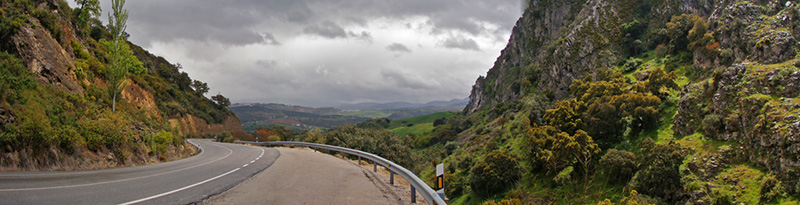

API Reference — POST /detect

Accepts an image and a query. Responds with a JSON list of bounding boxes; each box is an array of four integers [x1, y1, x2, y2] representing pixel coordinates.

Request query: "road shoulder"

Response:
[[205, 147, 402, 204]]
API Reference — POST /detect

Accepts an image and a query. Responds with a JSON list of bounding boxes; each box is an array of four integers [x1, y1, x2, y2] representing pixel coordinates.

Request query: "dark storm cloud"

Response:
[[116, 0, 519, 46], [386, 43, 412, 53], [260, 32, 281, 45], [100, 0, 522, 106], [303, 21, 348, 39], [303, 21, 372, 41], [440, 36, 480, 51]]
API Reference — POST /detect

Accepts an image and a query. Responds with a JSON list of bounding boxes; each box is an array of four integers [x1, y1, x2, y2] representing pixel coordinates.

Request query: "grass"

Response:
[[392, 123, 434, 137], [388, 112, 456, 128]]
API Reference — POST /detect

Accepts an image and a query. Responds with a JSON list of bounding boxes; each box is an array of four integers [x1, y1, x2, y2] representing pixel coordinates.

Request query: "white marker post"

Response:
[[435, 163, 445, 201]]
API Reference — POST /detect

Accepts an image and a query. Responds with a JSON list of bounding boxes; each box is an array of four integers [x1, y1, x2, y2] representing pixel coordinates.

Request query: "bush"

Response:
[[469, 150, 522, 197], [622, 58, 643, 73], [630, 140, 686, 202], [759, 175, 784, 203], [701, 114, 722, 138], [444, 173, 465, 198], [599, 149, 638, 184], [154, 130, 174, 145], [0, 52, 36, 103]]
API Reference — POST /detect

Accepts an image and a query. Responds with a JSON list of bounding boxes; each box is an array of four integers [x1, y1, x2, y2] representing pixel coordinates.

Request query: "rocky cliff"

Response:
[[462, 0, 800, 201], [11, 15, 83, 93], [465, 0, 798, 114]]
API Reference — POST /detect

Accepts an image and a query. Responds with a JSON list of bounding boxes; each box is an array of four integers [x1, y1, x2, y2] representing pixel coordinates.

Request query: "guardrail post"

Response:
[[241, 141, 447, 205], [411, 171, 416, 203], [358, 155, 361, 165]]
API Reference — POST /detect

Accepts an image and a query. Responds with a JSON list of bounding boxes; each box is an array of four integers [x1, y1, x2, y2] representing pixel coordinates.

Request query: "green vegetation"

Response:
[[0, 0, 235, 170]]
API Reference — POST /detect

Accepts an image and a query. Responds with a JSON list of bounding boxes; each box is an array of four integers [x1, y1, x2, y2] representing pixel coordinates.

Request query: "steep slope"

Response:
[[446, 0, 800, 204], [0, 0, 244, 171]]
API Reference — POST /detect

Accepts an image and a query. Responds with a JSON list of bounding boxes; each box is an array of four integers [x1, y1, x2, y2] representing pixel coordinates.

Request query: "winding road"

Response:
[[0, 139, 278, 205]]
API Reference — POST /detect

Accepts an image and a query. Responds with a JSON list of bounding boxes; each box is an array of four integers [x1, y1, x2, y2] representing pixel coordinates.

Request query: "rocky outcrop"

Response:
[[674, 62, 800, 193], [169, 115, 245, 137], [11, 17, 83, 94], [465, 0, 799, 114], [465, 0, 622, 113], [707, 1, 798, 67], [121, 79, 160, 119]]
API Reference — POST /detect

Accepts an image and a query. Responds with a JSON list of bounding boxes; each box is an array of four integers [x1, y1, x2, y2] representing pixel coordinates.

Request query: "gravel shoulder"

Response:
[[205, 147, 421, 204]]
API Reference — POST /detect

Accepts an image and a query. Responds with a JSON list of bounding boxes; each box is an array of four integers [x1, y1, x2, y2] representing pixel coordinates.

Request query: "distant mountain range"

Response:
[[335, 98, 469, 110], [230, 98, 467, 132]]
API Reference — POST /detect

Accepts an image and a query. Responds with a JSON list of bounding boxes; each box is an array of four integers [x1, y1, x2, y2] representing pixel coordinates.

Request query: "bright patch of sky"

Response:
[[69, 0, 522, 107]]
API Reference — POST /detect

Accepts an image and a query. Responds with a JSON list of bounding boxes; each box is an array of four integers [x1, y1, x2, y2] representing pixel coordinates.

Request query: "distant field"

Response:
[[391, 123, 434, 137], [388, 112, 455, 128], [388, 112, 456, 136]]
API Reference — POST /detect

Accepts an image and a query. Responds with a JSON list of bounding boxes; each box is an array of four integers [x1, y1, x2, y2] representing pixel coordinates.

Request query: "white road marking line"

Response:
[[118, 168, 241, 205], [0, 140, 232, 192], [242, 164, 249, 167]]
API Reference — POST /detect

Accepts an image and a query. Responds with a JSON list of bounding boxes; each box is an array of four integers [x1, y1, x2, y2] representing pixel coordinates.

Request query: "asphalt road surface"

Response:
[[0, 139, 278, 205], [206, 147, 404, 205]]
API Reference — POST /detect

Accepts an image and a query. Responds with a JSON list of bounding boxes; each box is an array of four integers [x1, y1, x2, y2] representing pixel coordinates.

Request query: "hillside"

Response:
[[230, 102, 463, 131], [0, 0, 243, 171], [293, 0, 800, 204], [442, 0, 800, 204]]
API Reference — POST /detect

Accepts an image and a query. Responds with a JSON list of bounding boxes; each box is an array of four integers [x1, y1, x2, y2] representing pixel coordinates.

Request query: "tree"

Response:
[[469, 150, 521, 197], [599, 149, 638, 184], [191, 80, 209, 95], [211, 94, 230, 108], [106, 0, 130, 113], [73, 0, 101, 35], [635, 68, 679, 100], [631, 139, 687, 202], [584, 100, 623, 147], [543, 99, 584, 135], [569, 68, 629, 104], [572, 130, 600, 181]]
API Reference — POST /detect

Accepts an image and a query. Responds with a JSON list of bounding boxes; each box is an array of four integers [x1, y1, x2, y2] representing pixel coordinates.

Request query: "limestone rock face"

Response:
[[11, 17, 83, 94]]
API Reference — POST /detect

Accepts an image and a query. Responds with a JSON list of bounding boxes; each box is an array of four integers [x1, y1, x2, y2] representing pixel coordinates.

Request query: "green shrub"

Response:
[[630, 140, 686, 202], [759, 175, 784, 203], [599, 149, 638, 184], [31, 8, 62, 42], [154, 130, 174, 145], [0, 51, 36, 103], [1, 7, 27, 45], [622, 57, 643, 73], [469, 150, 522, 197], [702, 114, 722, 138], [444, 173, 465, 198]]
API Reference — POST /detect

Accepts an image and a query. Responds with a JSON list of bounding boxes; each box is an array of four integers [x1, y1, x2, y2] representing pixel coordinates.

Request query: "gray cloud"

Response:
[[260, 32, 281, 45], [440, 36, 480, 51], [386, 43, 412, 53], [87, 0, 521, 107], [348, 31, 373, 42], [303, 21, 349, 39]]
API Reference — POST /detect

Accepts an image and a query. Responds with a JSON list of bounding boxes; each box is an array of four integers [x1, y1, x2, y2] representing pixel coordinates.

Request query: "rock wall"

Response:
[[11, 17, 83, 94]]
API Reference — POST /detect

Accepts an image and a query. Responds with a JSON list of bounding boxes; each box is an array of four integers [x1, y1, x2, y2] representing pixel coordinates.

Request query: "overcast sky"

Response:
[[70, 0, 522, 107]]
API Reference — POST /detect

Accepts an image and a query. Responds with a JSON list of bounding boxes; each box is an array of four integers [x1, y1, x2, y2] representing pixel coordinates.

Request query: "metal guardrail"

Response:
[[236, 141, 446, 205]]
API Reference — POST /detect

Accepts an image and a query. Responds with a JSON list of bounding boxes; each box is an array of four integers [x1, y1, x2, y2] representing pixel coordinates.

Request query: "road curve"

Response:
[[206, 147, 404, 205], [0, 139, 278, 205]]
